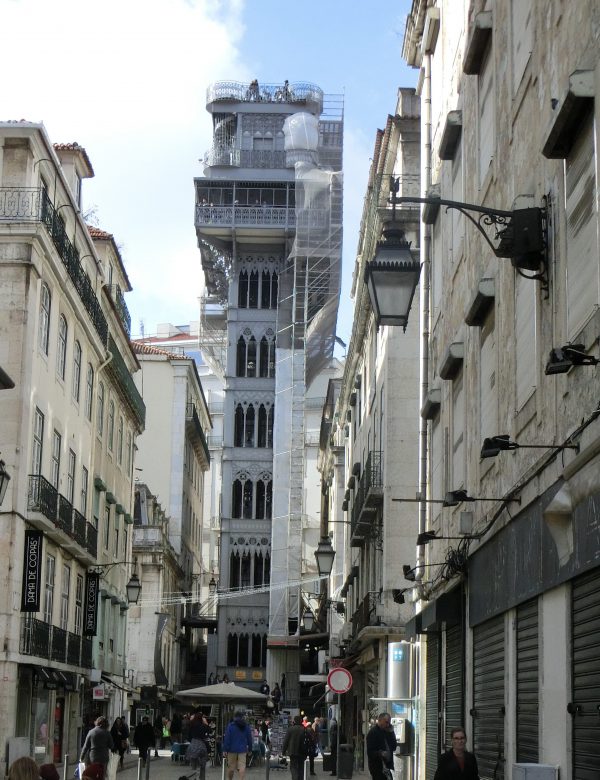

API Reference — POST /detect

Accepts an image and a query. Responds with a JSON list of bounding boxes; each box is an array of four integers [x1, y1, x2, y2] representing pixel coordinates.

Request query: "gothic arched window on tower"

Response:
[[251, 633, 262, 667], [244, 404, 255, 446], [241, 552, 251, 587], [248, 270, 259, 308], [238, 270, 249, 307], [261, 269, 278, 309], [227, 633, 237, 666], [236, 333, 257, 377], [230, 551, 240, 589], [234, 404, 245, 446], [259, 335, 276, 378]]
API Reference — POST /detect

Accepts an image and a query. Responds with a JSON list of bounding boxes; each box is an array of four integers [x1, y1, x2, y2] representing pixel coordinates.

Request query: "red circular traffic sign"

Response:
[[327, 668, 353, 694]]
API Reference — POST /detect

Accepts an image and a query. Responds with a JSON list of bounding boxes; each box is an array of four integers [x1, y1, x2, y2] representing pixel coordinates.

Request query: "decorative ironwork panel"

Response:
[[0, 187, 41, 220], [72, 509, 87, 547], [186, 404, 211, 464], [86, 523, 98, 559], [67, 631, 81, 665], [107, 336, 146, 428], [206, 81, 324, 112], [239, 150, 286, 169], [28, 475, 58, 523], [20, 615, 51, 658], [57, 495, 73, 535], [108, 284, 131, 335], [195, 205, 296, 228], [51, 625, 67, 663], [81, 637, 93, 668]]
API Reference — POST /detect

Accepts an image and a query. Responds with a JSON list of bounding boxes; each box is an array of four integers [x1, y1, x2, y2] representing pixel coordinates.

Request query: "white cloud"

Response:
[[1, 0, 248, 333]]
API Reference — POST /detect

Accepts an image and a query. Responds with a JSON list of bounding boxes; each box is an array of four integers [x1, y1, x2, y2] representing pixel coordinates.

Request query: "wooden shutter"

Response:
[[566, 112, 598, 339], [511, 0, 532, 93]]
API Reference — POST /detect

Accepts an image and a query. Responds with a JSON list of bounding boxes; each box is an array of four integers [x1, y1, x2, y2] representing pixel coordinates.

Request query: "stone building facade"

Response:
[[402, 2, 600, 779], [0, 124, 144, 765]]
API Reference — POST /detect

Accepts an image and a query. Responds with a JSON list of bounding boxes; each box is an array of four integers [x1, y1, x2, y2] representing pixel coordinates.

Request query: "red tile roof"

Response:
[[132, 341, 192, 359], [53, 142, 94, 177]]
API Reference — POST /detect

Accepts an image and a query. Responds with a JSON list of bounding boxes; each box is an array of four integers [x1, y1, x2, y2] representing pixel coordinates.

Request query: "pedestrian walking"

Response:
[[80, 717, 114, 777], [187, 713, 210, 780], [303, 719, 318, 775], [110, 717, 130, 769], [223, 711, 253, 780], [282, 715, 308, 780], [366, 713, 397, 780], [133, 716, 156, 767], [328, 719, 338, 776], [170, 713, 183, 744], [434, 727, 480, 780]]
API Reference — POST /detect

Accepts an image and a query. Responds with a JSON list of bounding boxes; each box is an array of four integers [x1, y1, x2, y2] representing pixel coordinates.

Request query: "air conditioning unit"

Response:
[[512, 765, 558, 780]]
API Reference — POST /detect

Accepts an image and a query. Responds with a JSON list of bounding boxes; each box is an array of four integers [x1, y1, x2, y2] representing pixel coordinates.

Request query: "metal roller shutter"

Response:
[[516, 598, 539, 762], [571, 567, 600, 779], [425, 634, 441, 780], [445, 623, 464, 749], [472, 614, 505, 780]]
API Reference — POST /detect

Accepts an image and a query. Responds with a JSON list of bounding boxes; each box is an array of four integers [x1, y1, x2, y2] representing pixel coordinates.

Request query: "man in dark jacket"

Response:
[[134, 716, 156, 767], [366, 713, 397, 780], [283, 715, 307, 780], [434, 728, 479, 780]]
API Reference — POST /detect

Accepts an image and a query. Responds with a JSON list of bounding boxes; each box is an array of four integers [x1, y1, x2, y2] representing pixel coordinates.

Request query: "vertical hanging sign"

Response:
[[21, 530, 43, 612], [83, 572, 100, 636]]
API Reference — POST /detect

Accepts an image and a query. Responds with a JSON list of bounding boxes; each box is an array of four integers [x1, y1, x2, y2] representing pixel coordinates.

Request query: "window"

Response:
[[238, 270, 260, 308], [430, 415, 443, 527], [105, 504, 111, 549], [261, 269, 278, 309], [39, 283, 51, 355], [81, 466, 89, 515], [259, 335, 276, 378], [515, 272, 536, 409], [85, 364, 94, 421], [480, 309, 498, 442], [451, 144, 464, 261], [32, 408, 44, 475], [114, 522, 119, 557], [108, 400, 115, 451], [452, 373, 465, 489], [44, 554, 55, 624], [67, 449, 76, 504], [126, 431, 132, 475], [236, 333, 257, 377], [60, 564, 70, 630], [57, 315, 68, 380], [97, 382, 105, 437], [117, 416, 124, 464], [51, 430, 61, 489], [511, 0, 532, 94], [565, 111, 598, 338], [478, 44, 495, 187], [72, 341, 82, 402], [75, 574, 84, 634]]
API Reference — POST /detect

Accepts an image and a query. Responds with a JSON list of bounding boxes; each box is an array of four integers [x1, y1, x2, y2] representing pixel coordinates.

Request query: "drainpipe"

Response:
[[416, 50, 432, 583]]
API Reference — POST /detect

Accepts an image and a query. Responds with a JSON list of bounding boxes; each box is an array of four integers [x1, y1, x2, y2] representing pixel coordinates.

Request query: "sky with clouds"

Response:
[[1, 0, 416, 344]]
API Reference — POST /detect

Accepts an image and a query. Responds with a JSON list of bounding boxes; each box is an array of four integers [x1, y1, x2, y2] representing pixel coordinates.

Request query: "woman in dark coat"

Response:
[[186, 713, 210, 780], [434, 728, 479, 780], [110, 717, 130, 769]]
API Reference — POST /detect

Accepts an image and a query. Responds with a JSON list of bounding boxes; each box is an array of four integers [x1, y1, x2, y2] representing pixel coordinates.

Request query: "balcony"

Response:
[[51, 625, 68, 662], [351, 592, 381, 636], [21, 616, 91, 668], [21, 616, 51, 658], [81, 637, 93, 668], [186, 403, 211, 467], [28, 475, 98, 564], [195, 204, 296, 233], [67, 631, 81, 665], [107, 335, 146, 430], [350, 451, 384, 545], [206, 80, 324, 114], [40, 190, 108, 345], [182, 599, 218, 629], [107, 284, 131, 336]]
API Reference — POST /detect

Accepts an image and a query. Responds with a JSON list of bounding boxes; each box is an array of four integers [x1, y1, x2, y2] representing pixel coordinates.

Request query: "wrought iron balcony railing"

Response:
[[108, 284, 131, 336], [20, 615, 51, 658], [351, 592, 380, 635], [186, 403, 211, 465], [0, 187, 41, 220], [86, 522, 98, 559], [206, 81, 324, 112], [72, 509, 87, 547], [57, 495, 73, 535], [28, 475, 58, 522], [81, 637, 93, 668], [195, 204, 296, 229], [51, 625, 68, 663], [350, 450, 384, 541], [40, 190, 108, 345], [67, 631, 82, 665], [107, 335, 146, 429]]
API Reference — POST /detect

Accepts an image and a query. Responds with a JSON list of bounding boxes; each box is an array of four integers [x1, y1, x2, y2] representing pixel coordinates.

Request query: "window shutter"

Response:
[[480, 309, 497, 440], [515, 273, 536, 409], [511, 0, 532, 93], [452, 373, 465, 489], [566, 113, 599, 339], [478, 46, 494, 187]]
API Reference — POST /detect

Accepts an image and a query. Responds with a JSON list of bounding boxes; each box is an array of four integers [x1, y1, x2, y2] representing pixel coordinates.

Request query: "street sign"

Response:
[[327, 667, 353, 694]]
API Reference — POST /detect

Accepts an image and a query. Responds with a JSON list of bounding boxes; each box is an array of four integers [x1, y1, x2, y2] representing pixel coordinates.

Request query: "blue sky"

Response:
[[1, 0, 417, 345]]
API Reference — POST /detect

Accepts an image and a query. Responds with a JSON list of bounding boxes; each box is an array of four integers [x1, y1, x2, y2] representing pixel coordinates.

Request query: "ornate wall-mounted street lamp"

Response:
[[314, 536, 336, 577]]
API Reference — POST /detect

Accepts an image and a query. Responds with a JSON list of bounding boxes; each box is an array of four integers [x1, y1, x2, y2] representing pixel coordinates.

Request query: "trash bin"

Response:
[[338, 745, 353, 780]]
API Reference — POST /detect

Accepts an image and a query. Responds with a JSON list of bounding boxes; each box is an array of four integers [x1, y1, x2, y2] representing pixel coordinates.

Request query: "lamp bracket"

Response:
[[390, 189, 549, 295]]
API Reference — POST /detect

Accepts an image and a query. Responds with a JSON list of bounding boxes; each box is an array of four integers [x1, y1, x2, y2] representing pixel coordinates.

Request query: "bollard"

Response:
[[265, 750, 270, 780], [221, 754, 226, 780], [63, 753, 69, 780], [137, 757, 143, 780], [145, 754, 151, 780]]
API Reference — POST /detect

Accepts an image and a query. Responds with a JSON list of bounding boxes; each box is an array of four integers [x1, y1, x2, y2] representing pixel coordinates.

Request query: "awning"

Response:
[[403, 587, 463, 639], [101, 673, 136, 695], [35, 667, 78, 691]]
